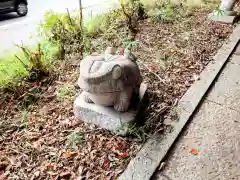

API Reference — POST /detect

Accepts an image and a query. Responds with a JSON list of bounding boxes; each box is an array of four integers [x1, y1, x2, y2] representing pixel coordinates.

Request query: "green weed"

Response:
[[21, 110, 29, 128], [145, 0, 182, 23], [38, 10, 83, 57], [0, 41, 58, 88], [123, 40, 138, 49], [84, 13, 110, 37], [126, 123, 150, 142], [56, 84, 76, 101], [66, 131, 84, 148]]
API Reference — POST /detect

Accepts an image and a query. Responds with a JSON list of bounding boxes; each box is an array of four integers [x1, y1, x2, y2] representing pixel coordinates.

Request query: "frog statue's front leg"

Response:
[[83, 92, 93, 103], [114, 87, 133, 112]]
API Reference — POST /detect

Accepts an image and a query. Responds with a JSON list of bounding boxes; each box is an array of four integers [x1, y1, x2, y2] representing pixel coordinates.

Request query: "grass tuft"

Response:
[[0, 41, 59, 88], [56, 84, 76, 102]]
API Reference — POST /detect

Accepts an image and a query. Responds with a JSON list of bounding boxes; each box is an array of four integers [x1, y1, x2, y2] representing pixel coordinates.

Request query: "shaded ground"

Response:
[[0, 5, 234, 180]]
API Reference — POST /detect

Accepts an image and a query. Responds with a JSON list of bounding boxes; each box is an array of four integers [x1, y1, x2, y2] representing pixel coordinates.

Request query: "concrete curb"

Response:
[[118, 24, 240, 180]]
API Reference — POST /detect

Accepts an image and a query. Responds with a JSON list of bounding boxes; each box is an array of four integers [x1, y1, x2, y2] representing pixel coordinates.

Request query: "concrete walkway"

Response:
[[153, 46, 240, 179]]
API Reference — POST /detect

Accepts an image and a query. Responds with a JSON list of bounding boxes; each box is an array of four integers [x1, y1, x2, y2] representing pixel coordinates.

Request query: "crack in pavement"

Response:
[[205, 99, 240, 114]]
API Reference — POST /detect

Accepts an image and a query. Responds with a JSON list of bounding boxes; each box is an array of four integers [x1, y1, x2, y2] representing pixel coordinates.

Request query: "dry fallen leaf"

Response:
[[104, 156, 110, 170], [31, 170, 40, 180], [0, 174, 8, 180], [39, 105, 49, 116], [32, 140, 42, 150], [190, 148, 200, 155], [28, 114, 34, 122], [61, 151, 77, 158], [0, 161, 8, 171], [60, 171, 71, 178], [43, 163, 57, 172], [77, 165, 84, 176], [61, 119, 79, 127], [121, 152, 129, 159], [0, 171, 9, 180]]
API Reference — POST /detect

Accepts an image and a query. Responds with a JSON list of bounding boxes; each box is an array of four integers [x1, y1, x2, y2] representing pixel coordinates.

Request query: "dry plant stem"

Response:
[[120, 1, 136, 36], [138, 60, 167, 85], [15, 55, 27, 68], [66, 8, 73, 26], [79, 0, 83, 58]]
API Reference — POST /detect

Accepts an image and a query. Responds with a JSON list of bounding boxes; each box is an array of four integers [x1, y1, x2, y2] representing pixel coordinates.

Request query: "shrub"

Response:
[[0, 41, 58, 88], [147, 6, 176, 23], [38, 10, 83, 58], [39, 4, 143, 56], [84, 13, 110, 37]]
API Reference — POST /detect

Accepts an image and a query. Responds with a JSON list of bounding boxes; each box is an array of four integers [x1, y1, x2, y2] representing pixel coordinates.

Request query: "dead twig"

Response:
[[120, 1, 137, 36], [79, 0, 83, 58], [66, 8, 73, 26], [138, 60, 167, 85]]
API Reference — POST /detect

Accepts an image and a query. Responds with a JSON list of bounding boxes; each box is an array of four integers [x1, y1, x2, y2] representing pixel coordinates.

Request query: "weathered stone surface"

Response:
[[74, 83, 147, 135], [208, 14, 236, 24], [233, 45, 240, 56], [153, 101, 240, 180], [78, 47, 142, 112], [207, 58, 240, 111]]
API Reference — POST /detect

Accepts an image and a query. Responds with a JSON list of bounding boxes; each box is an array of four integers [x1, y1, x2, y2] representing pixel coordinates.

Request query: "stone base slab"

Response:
[[74, 83, 147, 135], [208, 10, 237, 24]]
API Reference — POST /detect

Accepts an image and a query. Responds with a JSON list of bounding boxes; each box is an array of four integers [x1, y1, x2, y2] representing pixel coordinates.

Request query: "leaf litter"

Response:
[[0, 6, 235, 180]]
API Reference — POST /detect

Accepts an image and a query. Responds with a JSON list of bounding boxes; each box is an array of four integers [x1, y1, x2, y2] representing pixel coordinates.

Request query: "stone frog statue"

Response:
[[78, 47, 143, 112]]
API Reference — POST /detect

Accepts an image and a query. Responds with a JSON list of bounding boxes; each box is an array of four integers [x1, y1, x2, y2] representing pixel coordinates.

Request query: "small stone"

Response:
[[163, 118, 173, 126], [34, 171, 40, 177], [39, 106, 49, 116], [193, 74, 200, 81]]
